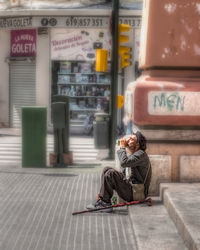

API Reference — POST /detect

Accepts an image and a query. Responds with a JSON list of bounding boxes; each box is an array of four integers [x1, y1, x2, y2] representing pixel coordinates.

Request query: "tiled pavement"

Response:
[[0, 168, 137, 250], [0, 130, 193, 250]]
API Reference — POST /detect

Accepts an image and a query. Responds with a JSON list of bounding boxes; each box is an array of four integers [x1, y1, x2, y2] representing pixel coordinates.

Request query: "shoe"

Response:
[[86, 199, 113, 213]]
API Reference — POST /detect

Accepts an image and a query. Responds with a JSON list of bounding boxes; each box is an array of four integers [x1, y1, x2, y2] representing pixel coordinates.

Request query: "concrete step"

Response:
[[0, 136, 99, 165], [0, 147, 98, 152], [0, 154, 97, 159], [70, 145, 97, 149], [160, 183, 200, 250], [0, 142, 95, 147], [0, 155, 101, 167], [0, 143, 96, 149], [0, 151, 21, 155], [128, 197, 188, 250], [0, 150, 98, 156], [0, 144, 21, 148], [0, 155, 21, 159], [0, 147, 97, 152]]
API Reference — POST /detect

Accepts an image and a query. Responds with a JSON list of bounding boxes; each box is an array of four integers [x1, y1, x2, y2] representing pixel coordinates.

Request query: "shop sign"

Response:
[[10, 29, 36, 57], [0, 16, 141, 29], [0, 17, 32, 29], [51, 28, 111, 60], [64, 16, 141, 28]]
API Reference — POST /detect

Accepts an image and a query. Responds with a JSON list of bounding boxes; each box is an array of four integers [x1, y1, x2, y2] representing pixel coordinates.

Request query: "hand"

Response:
[[120, 138, 127, 147]]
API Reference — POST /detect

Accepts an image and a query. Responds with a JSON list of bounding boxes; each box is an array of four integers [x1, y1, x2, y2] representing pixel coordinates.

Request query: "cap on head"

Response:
[[133, 131, 147, 151]]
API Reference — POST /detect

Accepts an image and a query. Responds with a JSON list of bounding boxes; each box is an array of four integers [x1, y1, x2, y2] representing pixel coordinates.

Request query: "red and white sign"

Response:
[[10, 29, 36, 57]]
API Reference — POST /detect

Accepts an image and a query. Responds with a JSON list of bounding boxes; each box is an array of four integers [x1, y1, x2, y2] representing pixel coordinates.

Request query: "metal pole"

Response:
[[109, 0, 119, 159], [121, 68, 125, 133]]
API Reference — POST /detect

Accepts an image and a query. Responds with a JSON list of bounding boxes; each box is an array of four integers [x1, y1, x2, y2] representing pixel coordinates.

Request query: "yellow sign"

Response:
[[95, 49, 108, 72], [117, 95, 125, 108], [118, 24, 130, 33], [121, 53, 131, 68]]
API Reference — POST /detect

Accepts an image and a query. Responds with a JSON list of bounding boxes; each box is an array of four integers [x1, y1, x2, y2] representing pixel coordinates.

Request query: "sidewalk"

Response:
[[0, 128, 199, 249], [0, 165, 136, 250], [1, 159, 199, 250]]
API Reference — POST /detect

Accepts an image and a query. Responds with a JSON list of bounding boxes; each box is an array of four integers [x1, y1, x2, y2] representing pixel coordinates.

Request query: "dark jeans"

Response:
[[100, 167, 133, 203]]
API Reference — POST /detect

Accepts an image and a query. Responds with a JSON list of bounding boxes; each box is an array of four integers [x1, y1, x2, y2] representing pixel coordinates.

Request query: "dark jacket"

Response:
[[117, 147, 152, 197]]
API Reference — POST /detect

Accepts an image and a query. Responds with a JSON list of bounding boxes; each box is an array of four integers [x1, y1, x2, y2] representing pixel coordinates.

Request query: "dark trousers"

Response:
[[100, 167, 133, 203]]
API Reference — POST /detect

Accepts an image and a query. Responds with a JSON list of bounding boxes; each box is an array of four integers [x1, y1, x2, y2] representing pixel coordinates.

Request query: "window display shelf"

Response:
[[58, 72, 111, 75], [53, 60, 110, 135], [68, 96, 107, 98], [58, 82, 111, 85], [70, 108, 98, 112]]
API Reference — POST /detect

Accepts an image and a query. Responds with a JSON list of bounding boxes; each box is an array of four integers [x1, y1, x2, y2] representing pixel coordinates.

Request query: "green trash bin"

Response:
[[22, 107, 47, 167], [93, 113, 110, 149]]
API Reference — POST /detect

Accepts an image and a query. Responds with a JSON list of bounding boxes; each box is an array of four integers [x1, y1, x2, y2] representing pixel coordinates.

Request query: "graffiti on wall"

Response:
[[148, 91, 200, 116], [153, 92, 185, 111]]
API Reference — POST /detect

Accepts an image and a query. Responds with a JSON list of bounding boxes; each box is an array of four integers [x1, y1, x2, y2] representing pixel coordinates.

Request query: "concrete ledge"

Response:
[[140, 128, 200, 141], [180, 156, 200, 182], [149, 155, 171, 195], [147, 142, 200, 182], [160, 183, 200, 250]]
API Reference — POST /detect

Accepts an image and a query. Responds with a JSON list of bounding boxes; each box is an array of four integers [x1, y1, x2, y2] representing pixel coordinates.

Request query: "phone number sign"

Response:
[[64, 16, 141, 28], [65, 16, 107, 28], [0, 16, 141, 29]]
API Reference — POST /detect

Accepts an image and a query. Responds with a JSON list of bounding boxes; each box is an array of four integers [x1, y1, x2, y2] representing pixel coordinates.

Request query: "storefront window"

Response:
[[51, 60, 111, 135], [51, 28, 112, 136]]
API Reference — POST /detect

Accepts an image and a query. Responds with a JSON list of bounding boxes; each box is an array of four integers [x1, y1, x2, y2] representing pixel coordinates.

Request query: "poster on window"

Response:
[[51, 28, 112, 61]]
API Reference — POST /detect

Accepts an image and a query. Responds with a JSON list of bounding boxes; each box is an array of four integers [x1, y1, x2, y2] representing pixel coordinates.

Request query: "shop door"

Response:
[[9, 60, 36, 128]]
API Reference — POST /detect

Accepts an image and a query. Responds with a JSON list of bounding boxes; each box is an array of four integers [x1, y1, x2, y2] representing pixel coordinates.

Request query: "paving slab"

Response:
[[0, 167, 137, 250], [160, 183, 200, 250]]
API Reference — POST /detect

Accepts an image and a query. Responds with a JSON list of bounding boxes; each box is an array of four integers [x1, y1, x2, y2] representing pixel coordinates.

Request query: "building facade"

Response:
[[0, 8, 142, 131]]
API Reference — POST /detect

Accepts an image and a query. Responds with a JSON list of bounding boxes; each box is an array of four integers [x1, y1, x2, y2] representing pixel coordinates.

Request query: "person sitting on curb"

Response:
[[87, 131, 152, 212]]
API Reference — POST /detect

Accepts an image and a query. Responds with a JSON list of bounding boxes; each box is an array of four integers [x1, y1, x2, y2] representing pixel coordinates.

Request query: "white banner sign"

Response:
[[51, 28, 112, 60], [148, 91, 200, 116]]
